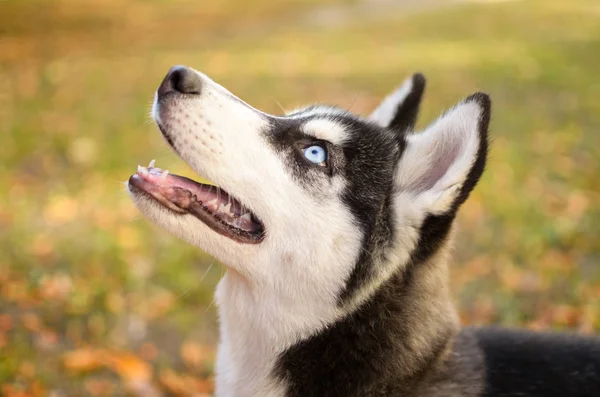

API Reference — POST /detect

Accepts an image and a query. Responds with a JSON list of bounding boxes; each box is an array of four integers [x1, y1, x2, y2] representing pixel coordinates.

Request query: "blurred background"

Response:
[[1, 0, 599, 395]]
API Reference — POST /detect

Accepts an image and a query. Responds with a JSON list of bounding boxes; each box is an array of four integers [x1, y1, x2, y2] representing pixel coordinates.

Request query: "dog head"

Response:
[[128, 65, 490, 324]]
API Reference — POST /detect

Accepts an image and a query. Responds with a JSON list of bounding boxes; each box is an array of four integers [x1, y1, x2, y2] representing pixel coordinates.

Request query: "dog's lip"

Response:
[[129, 163, 265, 244]]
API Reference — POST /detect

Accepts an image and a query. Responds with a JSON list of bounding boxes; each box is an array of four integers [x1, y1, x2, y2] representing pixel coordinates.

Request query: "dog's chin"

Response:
[[128, 183, 264, 268], [127, 181, 264, 263]]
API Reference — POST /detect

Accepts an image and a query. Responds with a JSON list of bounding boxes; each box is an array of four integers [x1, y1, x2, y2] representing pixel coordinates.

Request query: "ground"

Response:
[[1, 0, 599, 395]]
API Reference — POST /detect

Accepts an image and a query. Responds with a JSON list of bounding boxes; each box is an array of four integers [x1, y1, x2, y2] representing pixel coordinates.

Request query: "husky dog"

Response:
[[128, 66, 600, 397]]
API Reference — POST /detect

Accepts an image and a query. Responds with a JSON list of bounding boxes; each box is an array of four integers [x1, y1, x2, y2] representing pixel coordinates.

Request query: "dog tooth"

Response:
[[217, 203, 232, 215], [137, 165, 148, 174], [148, 159, 156, 168], [160, 169, 169, 180], [205, 199, 219, 212], [234, 213, 253, 229], [236, 213, 253, 228]]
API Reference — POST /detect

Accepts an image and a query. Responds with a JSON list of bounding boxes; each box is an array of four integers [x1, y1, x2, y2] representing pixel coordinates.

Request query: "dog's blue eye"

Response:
[[303, 145, 327, 165]]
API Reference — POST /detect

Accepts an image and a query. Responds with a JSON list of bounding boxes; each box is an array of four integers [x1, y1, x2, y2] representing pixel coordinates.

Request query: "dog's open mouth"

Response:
[[128, 160, 265, 244]]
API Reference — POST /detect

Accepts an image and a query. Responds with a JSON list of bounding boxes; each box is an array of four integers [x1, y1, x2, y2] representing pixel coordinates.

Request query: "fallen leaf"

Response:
[[180, 341, 211, 370], [159, 369, 214, 396], [0, 314, 14, 331], [63, 348, 105, 373], [102, 351, 152, 383], [101, 351, 162, 396], [21, 313, 41, 332]]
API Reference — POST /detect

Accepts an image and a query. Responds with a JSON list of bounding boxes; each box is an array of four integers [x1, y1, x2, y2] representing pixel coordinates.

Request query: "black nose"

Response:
[[157, 65, 202, 96]]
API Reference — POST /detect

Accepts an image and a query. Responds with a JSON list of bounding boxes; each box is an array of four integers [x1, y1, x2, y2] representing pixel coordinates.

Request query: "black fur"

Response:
[[274, 265, 469, 397], [452, 93, 490, 211], [274, 94, 493, 396], [387, 73, 426, 133], [275, 270, 600, 397], [272, 92, 600, 396], [407, 93, 490, 267], [474, 327, 600, 397], [334, 116, 401, 303]]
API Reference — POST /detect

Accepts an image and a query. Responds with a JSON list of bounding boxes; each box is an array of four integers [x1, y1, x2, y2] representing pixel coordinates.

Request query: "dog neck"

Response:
[[213, 265, 343, 397], [212, 247, 461, 397]]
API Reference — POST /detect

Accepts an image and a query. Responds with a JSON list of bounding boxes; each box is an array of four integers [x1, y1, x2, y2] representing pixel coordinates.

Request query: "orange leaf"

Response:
[[180, 341, 212, 369], [101, 351, 152, 383], [159, 369, 214, 396], [63, 348, 106, 373]]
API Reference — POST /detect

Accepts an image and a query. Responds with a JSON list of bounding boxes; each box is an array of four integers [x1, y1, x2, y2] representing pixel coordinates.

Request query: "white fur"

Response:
[[302, 118, 349, 145], [130, 68, 363, 397], [395, 100, 483, 214], [368, 75, 413, 127]]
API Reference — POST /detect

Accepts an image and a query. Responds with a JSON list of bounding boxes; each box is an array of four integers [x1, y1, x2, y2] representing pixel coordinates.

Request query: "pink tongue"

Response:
[[137, 167, 244, 215]]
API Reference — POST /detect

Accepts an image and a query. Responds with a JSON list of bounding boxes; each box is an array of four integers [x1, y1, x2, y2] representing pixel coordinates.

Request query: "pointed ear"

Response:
[[396, 93, 490, 215], [369, 73, 426, 132]]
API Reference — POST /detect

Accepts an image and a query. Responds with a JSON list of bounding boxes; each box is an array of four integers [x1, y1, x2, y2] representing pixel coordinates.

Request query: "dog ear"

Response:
[[368, 73, 426, 133], [395, 93, 490, 215]]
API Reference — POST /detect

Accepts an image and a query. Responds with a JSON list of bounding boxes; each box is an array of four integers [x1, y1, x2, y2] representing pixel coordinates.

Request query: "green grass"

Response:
[[1, 0, 600, 394]]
